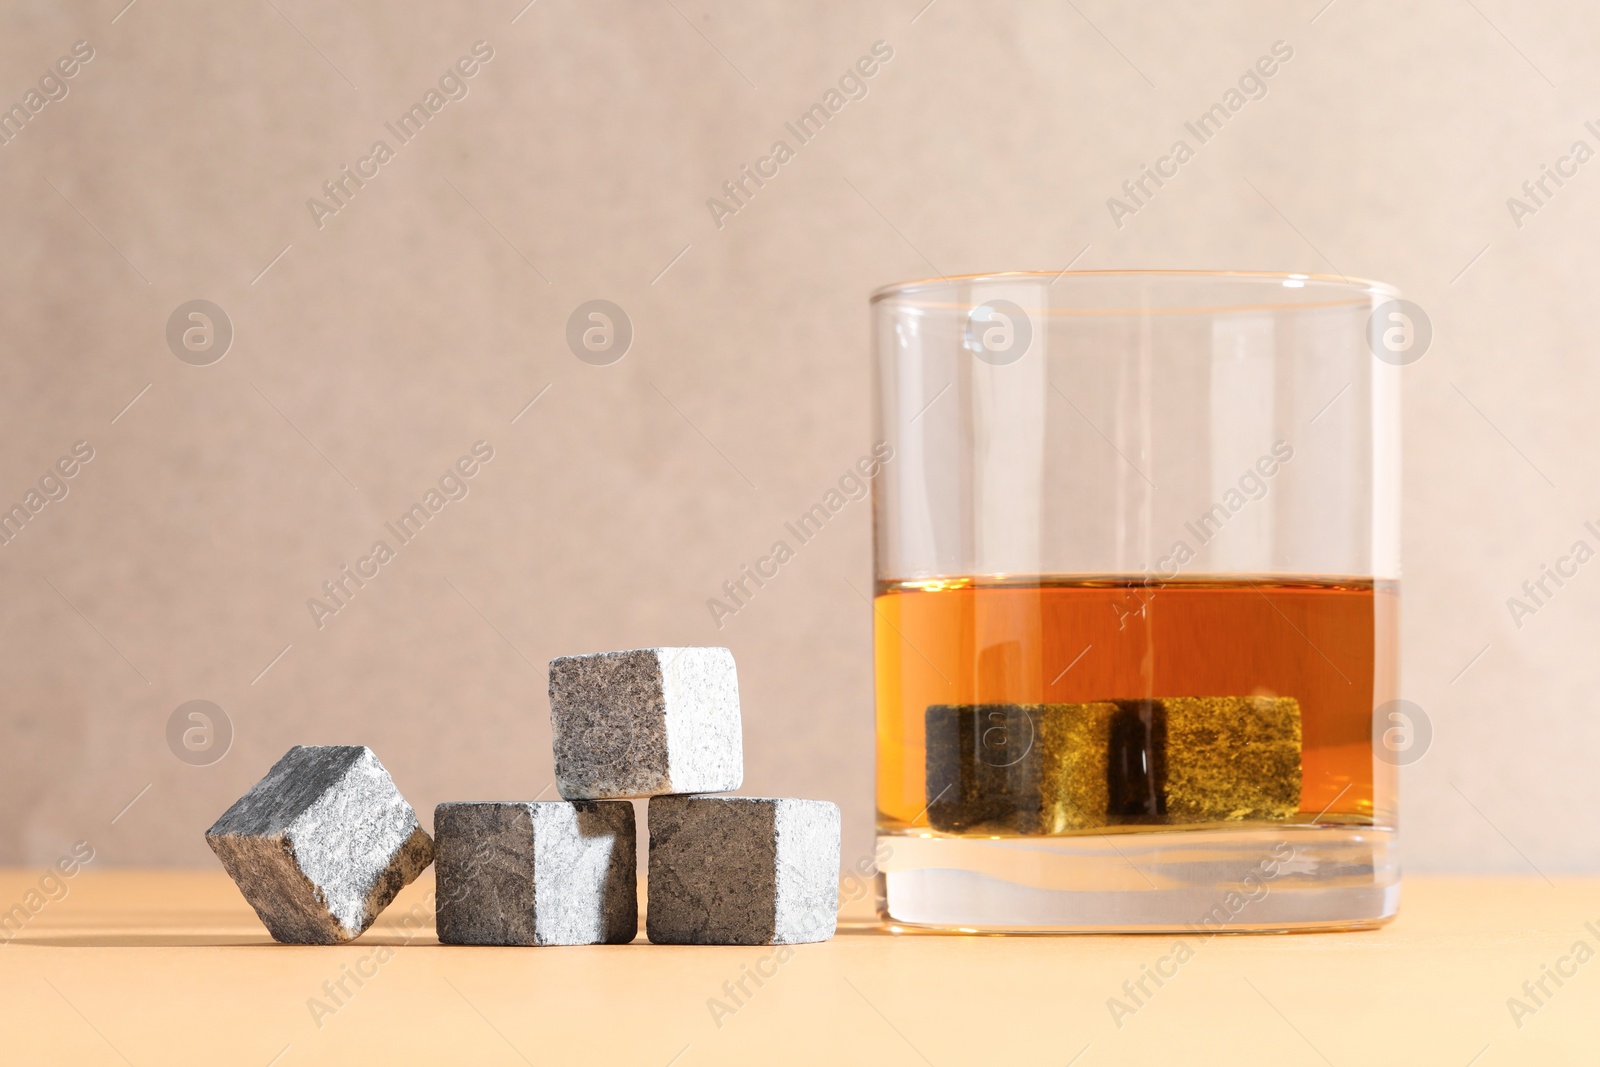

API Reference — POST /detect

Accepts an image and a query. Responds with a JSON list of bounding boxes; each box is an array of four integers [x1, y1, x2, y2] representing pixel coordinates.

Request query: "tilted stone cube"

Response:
[[647, 796, 839, 945], [434, 800, 637, 946], [549, 647, 742, 800], [205, 745, 433, 944]]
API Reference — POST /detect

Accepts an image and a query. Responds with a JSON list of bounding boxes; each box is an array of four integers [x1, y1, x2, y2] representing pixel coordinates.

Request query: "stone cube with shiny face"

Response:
[[206, 745, 433, 944], [549, 647, 743, 800], [434, 800, 637, 946], [647, 796, 839, 946]]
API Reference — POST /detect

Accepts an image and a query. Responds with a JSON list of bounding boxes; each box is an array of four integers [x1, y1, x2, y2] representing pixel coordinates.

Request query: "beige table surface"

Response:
[[0, 870, 1590, 1065]]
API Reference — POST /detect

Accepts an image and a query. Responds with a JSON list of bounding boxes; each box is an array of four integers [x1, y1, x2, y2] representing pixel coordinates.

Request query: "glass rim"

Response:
[[870, 269, 1400, 311]]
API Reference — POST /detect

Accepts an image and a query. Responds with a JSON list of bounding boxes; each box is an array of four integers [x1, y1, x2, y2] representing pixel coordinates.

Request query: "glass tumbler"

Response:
[[871, 271, 1401, 932]]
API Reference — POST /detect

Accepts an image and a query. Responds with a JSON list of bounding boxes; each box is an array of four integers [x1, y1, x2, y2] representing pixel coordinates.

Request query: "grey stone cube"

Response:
[[550, 647, 742, 800], [205, 745, 433, 944], [647, 796, 839, 945], [434, 801, 637, 946]]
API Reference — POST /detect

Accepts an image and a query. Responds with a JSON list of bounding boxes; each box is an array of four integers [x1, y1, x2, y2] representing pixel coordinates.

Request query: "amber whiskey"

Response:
[[874, 575, 1394, 834]]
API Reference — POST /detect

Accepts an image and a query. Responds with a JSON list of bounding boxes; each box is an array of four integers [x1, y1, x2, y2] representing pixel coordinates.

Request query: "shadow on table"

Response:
[[10, 932, 279, 948], [10, 929, 436, 948], [16, 931, 899, 947], [14, 915, 901, 947]]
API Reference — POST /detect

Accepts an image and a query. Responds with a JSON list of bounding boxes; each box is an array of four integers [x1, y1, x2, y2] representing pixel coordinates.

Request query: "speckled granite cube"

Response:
[[205, 746, 433, 944], [549, 647, 742, 800], [924, 704, 1037, 832], [1160, 696, 1302, 821], [925, 703, 1117, 834], [647, 796, 839, 945], [434, 801, 637, 946]]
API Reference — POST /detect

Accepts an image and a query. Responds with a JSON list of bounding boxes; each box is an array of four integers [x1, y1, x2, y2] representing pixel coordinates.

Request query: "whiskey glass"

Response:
[[871, 271, 1400, 931]]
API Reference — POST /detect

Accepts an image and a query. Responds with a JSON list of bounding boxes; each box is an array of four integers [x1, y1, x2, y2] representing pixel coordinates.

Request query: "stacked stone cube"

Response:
[[205, 647, 840, 947]]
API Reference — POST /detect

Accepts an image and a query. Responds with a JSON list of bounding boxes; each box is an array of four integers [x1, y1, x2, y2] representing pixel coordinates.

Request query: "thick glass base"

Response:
[[876, 825, 1397, 933]]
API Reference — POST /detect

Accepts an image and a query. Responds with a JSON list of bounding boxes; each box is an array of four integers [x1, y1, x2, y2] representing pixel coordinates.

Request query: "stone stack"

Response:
[[543, 647, 840, 946], [206, 646, 841, 947]]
